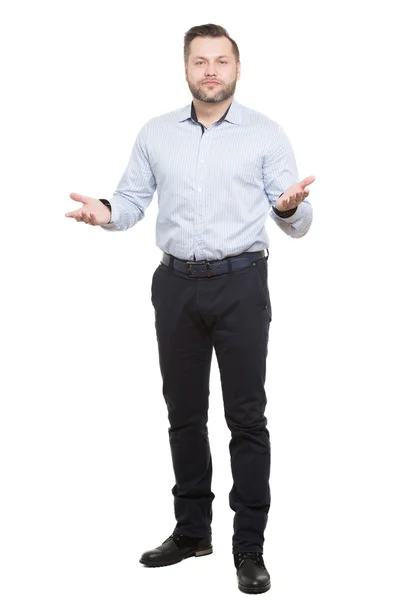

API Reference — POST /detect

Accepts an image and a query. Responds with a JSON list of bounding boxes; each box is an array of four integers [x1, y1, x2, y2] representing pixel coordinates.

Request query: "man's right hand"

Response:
[[65, 193, 111, 225]]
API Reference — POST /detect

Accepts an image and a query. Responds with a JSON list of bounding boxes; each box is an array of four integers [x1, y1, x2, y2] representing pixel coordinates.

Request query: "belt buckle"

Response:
[[186, 260, 212, 278]]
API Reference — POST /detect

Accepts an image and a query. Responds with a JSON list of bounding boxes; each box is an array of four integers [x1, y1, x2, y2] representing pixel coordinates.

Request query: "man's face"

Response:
[[185, 36, 240, 104]]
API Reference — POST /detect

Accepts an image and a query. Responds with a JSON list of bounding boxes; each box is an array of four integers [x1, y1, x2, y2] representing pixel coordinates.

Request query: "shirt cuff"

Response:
[[272, 205, 298, 219]]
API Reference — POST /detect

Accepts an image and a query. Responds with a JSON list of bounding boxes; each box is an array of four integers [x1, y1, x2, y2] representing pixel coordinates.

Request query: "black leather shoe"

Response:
[[139, 533, 213, 567], [234, 552, 271, 594]]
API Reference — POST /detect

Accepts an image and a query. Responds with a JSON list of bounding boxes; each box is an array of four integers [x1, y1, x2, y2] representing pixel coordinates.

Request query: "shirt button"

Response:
[[200, 160, 204, 163], [198, 187, 202, 192]]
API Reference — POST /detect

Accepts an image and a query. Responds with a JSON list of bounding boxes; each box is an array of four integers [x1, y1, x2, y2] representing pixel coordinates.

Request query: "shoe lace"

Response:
[[163, 533, 198, 547], [236, 552, 265, 569], [163, 534, 182, 545]]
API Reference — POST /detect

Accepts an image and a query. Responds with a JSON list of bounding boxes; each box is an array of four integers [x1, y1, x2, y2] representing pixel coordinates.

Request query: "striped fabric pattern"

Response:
[[101, 97, 313, 261]]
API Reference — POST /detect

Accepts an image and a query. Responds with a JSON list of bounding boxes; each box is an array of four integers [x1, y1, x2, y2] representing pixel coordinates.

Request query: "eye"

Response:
[[195, 60, 228, 65]]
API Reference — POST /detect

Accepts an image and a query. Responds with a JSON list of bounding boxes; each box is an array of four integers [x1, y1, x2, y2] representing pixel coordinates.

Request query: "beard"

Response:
[[187, 78, 237, 103]]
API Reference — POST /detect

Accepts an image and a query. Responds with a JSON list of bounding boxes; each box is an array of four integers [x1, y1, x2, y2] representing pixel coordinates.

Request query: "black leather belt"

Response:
[[161, 250, 266, 278]]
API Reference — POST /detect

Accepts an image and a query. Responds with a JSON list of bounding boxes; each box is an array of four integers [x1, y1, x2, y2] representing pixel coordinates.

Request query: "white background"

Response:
[[1, 1, 399, 598]]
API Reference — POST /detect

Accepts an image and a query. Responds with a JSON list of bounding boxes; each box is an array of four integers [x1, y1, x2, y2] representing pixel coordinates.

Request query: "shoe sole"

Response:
[[238, 580, 271, 594], [139, 545, 213, 567]]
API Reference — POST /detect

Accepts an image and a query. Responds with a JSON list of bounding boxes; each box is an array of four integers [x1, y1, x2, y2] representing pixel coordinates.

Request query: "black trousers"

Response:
[[150, 250, 272, 554]]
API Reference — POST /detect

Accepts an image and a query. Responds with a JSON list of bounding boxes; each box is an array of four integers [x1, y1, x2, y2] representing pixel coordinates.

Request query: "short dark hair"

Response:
[[184, 23, 240, 66]]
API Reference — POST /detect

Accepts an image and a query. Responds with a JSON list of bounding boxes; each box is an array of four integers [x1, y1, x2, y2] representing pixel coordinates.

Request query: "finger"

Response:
[[65, 211, 81, 219], [89, 212, 98, 225], [81, 211, 92, 224]]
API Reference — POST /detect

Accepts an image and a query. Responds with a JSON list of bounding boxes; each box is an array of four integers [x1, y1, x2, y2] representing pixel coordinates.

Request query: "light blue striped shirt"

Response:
[[101, 97, 313, 261]]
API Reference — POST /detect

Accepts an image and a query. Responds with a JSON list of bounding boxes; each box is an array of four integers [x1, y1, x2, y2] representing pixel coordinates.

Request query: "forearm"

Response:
[[270, 198, 313, 238], [99, 194, 144, 232]]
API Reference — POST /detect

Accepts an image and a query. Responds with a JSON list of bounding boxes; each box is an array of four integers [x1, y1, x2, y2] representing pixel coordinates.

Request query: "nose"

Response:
[[204, 66, 217, 78]]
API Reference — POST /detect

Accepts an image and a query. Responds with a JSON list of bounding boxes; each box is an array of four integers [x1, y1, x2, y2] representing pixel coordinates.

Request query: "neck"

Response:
[[193, 96, 234, 123]]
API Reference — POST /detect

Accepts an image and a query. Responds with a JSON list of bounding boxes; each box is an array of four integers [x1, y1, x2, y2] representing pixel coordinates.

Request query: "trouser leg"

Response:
[[210, 256, 272, 553], [151, 263, 215, 538]]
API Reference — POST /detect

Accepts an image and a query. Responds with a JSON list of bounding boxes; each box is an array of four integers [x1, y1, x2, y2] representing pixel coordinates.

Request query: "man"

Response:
[[65, 23, 314, 595]]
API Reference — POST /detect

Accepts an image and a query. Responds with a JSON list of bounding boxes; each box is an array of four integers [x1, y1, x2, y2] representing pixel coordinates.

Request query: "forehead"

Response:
[[192, 54, 230, 60], [189, 36, 234, 58]]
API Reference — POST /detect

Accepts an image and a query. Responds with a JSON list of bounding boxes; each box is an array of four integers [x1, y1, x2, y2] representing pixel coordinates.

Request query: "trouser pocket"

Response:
[[254, 257, 272, 321]]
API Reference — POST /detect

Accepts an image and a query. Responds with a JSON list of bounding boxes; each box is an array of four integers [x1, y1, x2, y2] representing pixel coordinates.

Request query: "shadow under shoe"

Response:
[[139, 533, 213, 567], [234, 552, 271, 594]]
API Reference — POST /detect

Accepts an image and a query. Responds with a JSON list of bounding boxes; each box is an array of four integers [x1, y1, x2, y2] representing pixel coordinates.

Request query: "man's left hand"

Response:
[[276, 176, 316, 212]]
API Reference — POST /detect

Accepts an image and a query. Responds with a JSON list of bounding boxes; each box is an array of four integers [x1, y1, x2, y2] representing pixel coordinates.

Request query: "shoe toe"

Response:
[[141, 549, 159, 561], [237, 560, 271, 592], [240, 572, 269, 588]]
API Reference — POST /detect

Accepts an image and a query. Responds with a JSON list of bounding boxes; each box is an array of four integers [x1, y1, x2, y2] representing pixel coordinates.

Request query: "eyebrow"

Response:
[[192, 55, 230, 60]]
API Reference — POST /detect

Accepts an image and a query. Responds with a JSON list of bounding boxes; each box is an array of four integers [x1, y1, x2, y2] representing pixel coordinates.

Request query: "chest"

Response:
[[147, 124, 264, 187]]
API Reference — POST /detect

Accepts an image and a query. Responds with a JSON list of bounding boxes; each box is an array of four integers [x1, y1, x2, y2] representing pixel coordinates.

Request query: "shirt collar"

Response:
[[177, 97, 243, 125]]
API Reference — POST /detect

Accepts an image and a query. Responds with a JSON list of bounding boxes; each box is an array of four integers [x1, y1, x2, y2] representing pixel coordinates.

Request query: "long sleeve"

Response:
[[263, 124, 313, 238], [101, 122, 157, 232]]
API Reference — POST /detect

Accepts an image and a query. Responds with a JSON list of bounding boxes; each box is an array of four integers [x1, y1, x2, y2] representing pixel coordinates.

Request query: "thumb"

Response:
[[300, 176, 316, 188], [69, 192, 90, 204]]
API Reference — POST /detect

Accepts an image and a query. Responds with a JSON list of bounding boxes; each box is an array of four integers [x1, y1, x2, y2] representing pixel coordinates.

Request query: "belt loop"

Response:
[[266, 248, 269, 261], [167, 253, 173, 274], [227, 257, 233, 274]]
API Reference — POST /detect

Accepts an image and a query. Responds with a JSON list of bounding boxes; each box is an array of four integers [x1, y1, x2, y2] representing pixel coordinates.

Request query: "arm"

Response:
[[262, 125, 313, 238], [101, 122, 157, 232]]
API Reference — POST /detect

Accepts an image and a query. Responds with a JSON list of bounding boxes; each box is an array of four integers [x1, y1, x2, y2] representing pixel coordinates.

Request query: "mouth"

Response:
[[203, 81, 221, 85]]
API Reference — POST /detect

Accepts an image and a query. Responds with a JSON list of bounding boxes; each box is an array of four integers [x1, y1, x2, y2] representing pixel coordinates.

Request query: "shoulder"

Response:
[[234, 101, 284, 154], [235, 101, 283, 150], [145, 104, 189, 128], [237, 101, 280, 130], [136, 104, 189, 143]]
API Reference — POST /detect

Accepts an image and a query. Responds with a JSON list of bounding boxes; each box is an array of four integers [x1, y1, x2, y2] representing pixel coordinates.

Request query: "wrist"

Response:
[[273, 205, 297, 218], [98, 198, 112, 223]]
